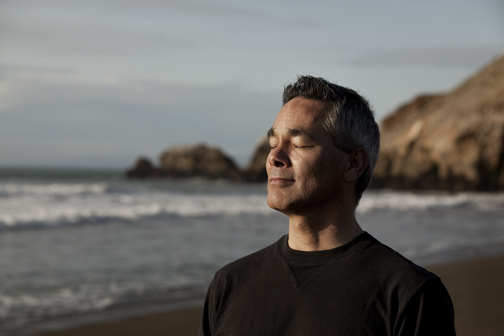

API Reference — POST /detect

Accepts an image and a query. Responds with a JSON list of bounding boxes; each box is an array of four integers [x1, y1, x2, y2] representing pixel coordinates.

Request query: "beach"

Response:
[[429, 254, 504, 336], [38, 307, 203, 336], [36, 253, 504, 336]]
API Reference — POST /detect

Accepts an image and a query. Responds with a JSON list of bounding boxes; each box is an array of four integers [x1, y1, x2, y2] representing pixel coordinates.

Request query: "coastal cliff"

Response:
[[371, 53, 504, 191]]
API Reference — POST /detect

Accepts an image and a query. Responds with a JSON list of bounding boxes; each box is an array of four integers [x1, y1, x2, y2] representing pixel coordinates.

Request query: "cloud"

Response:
[[341, 46, 503, 68], [0, 0, 317, 58], [0, 12, 196, 57]]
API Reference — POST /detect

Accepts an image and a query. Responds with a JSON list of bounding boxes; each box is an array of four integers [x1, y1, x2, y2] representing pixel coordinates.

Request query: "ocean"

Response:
[[1, 168, 503, 335]]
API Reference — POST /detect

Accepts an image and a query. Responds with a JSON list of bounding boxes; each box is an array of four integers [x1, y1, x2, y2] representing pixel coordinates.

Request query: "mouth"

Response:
[[269, 177, 295, 184]]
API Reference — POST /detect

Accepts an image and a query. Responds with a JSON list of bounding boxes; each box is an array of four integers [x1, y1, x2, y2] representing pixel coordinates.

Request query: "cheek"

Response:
[[292, 156, 323, 185], [304, 154, 341, 185]]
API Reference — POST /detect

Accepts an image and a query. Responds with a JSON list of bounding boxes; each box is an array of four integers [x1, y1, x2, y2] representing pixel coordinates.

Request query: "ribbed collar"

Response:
[[279, 231, 375, 263]]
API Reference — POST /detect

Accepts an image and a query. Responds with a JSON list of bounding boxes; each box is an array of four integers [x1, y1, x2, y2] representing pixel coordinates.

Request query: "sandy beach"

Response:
[[428, 254, 504, 336], [34, 253, 504, 336]]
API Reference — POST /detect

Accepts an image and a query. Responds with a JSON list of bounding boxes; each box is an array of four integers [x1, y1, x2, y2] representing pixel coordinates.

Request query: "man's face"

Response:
[[266, 96, 350, 215]]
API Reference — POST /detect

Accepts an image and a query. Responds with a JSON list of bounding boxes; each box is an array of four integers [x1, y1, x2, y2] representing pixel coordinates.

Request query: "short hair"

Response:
[[282, 75, 380, 206]]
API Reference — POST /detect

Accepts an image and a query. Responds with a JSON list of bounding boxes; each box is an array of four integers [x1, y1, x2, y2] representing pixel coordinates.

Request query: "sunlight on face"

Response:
[[266, 97, 349, 215]]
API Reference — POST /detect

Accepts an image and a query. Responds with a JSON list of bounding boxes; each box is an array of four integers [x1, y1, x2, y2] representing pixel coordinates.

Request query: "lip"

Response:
[[269, 177, 295, 184]]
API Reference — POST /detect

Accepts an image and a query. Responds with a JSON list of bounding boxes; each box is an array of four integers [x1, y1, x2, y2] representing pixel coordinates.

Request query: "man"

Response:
[[198, 76, 456, 336]]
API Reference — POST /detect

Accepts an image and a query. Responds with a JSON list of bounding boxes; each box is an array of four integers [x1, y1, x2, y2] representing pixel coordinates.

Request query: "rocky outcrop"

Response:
[[126, 157, 161, 178], [126, 144, 241, 180], [159, 144, 241, 180], [242, 136, 269, 182], [371, 53, 504, 191]]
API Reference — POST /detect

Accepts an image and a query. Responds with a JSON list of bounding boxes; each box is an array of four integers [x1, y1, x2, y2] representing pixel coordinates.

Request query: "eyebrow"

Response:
[[267, 127, 313, 138]]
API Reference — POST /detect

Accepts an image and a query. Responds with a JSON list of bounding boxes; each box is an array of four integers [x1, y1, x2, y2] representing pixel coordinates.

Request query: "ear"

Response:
[[344, 148, 369, 182]]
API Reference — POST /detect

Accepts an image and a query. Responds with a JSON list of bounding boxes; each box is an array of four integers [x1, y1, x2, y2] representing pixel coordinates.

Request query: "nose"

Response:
[[267, 144, 291, 168]]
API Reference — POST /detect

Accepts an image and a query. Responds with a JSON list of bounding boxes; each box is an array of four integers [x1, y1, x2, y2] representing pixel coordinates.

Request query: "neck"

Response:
[[287, 209, 363, 252]]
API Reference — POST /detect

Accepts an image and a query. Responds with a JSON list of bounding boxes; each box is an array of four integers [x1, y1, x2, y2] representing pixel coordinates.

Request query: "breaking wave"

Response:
[[358, 190, 504, 213], [1, 180, 503, 229]]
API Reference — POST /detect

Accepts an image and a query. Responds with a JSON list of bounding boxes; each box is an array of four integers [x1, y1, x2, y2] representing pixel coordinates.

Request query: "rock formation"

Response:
[[126, 157, 161, 178], [242, 136, 269, 182], [159, 144, 241, 180], [126, 144, 241, 181], [371, 53, 504, 191]]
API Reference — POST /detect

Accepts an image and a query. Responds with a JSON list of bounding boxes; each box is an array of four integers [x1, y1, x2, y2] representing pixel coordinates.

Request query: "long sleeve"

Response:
[[197, 277, 216, 336], [396, 278, 456, 336]]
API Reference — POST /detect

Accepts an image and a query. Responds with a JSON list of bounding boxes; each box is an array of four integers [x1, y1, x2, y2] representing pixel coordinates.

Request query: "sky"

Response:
[[1, 0, 503, 168]]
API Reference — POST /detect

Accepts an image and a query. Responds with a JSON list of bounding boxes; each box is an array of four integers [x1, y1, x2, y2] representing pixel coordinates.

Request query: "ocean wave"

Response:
[[0, 191, 273, 228], [0, 182, 109, 197], [1, 180, 503, 229], [358, 190, 504, 213], [0, 279, 205, 326], [0, 291, 113, 325]]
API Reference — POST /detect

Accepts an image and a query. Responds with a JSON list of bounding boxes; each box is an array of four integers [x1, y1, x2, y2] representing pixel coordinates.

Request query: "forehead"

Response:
[[274, 97, 328, 128]]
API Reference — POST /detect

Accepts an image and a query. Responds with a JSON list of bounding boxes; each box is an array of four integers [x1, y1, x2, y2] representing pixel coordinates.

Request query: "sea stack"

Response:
[[158, 144, 241, 180], [126, 144, 241, 180], [126, 157, 161, 178]]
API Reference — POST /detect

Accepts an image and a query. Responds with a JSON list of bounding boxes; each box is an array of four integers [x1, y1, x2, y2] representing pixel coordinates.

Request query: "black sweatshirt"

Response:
[[199, 232, 456, 336]]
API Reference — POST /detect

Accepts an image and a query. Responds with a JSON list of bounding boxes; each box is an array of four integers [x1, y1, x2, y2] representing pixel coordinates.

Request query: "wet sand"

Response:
[[38, 254, 504, 336], [38, 307, 203, 336]]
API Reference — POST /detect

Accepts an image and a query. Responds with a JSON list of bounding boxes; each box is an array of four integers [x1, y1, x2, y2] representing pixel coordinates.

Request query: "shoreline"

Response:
[[0, 297, 205, 336], [38, 307, 204, 336], [21, 253, 503, 336]]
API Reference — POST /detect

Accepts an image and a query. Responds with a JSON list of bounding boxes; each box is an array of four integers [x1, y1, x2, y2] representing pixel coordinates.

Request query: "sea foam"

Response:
[[0, 181, 273, 228], [1, 180, 503, 229]]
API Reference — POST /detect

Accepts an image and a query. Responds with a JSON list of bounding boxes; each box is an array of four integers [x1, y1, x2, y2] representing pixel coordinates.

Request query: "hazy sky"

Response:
[[1, 0, 503, 168]]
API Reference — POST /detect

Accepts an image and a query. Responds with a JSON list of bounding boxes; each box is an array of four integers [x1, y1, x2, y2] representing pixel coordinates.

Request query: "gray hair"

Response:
[[282, 75, 380, 206]]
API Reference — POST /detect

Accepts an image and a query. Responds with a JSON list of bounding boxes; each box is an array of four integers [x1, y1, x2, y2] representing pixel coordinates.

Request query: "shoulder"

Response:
[[359, 234, 439, 295], [358, 235, 455, 333], [366, 234, 436, 278]]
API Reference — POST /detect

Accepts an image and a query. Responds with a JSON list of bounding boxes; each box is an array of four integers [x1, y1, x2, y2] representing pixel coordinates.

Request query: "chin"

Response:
[[267, 194, 283, 211], [267, 194, 294, 214]]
